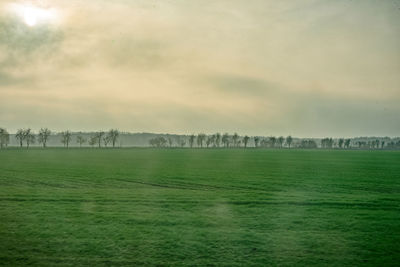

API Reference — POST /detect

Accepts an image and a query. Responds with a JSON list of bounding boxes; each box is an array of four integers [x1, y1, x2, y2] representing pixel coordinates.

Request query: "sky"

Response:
[[0, 0, 399, 137]]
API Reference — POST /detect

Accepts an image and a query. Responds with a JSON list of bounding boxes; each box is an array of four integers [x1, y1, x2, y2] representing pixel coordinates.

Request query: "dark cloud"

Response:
[[0, 71, 35, 86], [205, 74, 276, 96], [0, 15, 63, 69], [102, 37, 170, 69]]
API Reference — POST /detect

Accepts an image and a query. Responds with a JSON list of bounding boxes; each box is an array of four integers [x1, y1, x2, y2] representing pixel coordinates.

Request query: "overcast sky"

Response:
[[0, 0, 399, 137]]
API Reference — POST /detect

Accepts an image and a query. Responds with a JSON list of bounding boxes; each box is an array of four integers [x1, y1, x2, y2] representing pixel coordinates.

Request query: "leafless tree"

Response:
[[107, 129, 119, 148], [215, 133, 221, 147], [222, 133, 230, 148], [178, 137, 186, 148], [206, 136, 212, 148], [269, 136, 277, 148], [197, 133, 206, 148], [338, 138, 344, 148], [208, 135, 216, 147], [24, 129, 35, 148], [254, 136, 260, 148], [189, 134, 195, 148], [286, 135, 293, 148], [278, 136, 284, 148], [321, 138, 334, 149], [103, 135, 111, 147], [0, 128, 10, 148], [232, 133, 239, 147], [168, 137, 173, 147], [16, 129, 25, 147], [95, 131, 105, 148], [243, 135, 250, 148], [76, 136, 86, 148], [89, 136, 97, 147], [38, 128, 51, 148], [149, 136, 167, 147], [60, 131, 72, 148], [344, 139, 351, 149]]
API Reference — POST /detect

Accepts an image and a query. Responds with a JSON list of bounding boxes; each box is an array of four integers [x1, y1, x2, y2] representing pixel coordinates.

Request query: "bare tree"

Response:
[[60, 131, 72, 148], [300, 139, 317, 149], [103, 135, 111, 147], [149, 137, 167, 147], [260, 138, 268, 148], [286, 135, 293, 149], [232, 133, 239, 147], [278, 136, 284, 148], [89, 136, 97, 147], [27, 134, 35, 148], [197, 133, 206, 148], [24, 129, 35, 148], [107, 129, 119, 148], [243, 135, 250, 148], [206, 136, 213, 148], [254, 136, 260, 148], [344, 139, 351, 149], [38, 128, 51, 148], [16, 129, 25, 148], [338, 138, 344, 149], [215, 133, 221, 147], [95, 131, 105, 148], [209, 135, 216, 147], [0, 128, 10, 148], [189, 134, 195, 148], [76, 136, 86, 148], [374, 139, 380, 149], [178, 137, 186, 148], [321, 138, 334, 149], [222, 133, 230, 148], [269, 136, 277, 148], [168, 137, 173, 148]]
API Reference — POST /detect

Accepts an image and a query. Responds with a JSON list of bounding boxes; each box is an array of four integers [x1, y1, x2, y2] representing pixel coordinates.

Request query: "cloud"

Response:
[[0, 14, 63, 76], [0, 0, 399, 137], [0, 17, 62, 52], [203, 74, 277, 96], [0, 71, 35, 86]]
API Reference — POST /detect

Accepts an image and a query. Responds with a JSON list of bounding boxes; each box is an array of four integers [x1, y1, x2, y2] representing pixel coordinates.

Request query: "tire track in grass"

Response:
[[114, 178, 286, 193], [0, 197, 398, 210]]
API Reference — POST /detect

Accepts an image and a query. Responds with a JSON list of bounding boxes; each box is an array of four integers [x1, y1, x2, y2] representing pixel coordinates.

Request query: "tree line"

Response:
[[0, 127, 399, 149], [148, 133, 400, 149], [0, 128, 120, 148], [150, 134, 293, 149]]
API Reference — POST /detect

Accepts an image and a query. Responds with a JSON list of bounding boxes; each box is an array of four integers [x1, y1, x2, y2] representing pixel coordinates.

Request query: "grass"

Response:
[[0, 148, 399, 266]]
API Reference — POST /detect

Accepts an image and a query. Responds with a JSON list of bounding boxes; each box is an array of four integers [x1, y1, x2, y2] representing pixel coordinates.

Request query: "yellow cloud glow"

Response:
[[8, 3, 59, 27]]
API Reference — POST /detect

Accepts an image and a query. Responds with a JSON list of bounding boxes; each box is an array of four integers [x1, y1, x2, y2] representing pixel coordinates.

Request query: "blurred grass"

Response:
[[0, 148, 399, 266]]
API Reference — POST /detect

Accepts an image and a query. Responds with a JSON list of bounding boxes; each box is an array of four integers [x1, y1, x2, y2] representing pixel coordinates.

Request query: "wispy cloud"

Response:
[[0, 0, 399, 137]]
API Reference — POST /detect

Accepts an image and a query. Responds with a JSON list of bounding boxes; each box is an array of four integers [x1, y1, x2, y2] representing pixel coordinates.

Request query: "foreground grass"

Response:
[[0, 148, 399, 266]]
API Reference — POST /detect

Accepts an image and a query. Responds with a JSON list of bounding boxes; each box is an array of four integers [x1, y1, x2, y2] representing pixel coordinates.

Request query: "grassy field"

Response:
[[0, 148, 399, 266]]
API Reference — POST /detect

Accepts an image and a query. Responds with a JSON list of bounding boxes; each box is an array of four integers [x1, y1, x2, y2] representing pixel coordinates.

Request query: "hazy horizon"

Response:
[[1, 0, 399, 138]]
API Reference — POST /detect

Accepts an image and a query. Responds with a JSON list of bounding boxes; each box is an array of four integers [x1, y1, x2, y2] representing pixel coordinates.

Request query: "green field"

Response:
[[0, 149, 399, 266]]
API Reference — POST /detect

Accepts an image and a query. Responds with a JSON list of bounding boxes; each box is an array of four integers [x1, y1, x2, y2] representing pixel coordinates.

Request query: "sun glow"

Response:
[[8, 3, 59, 27]]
